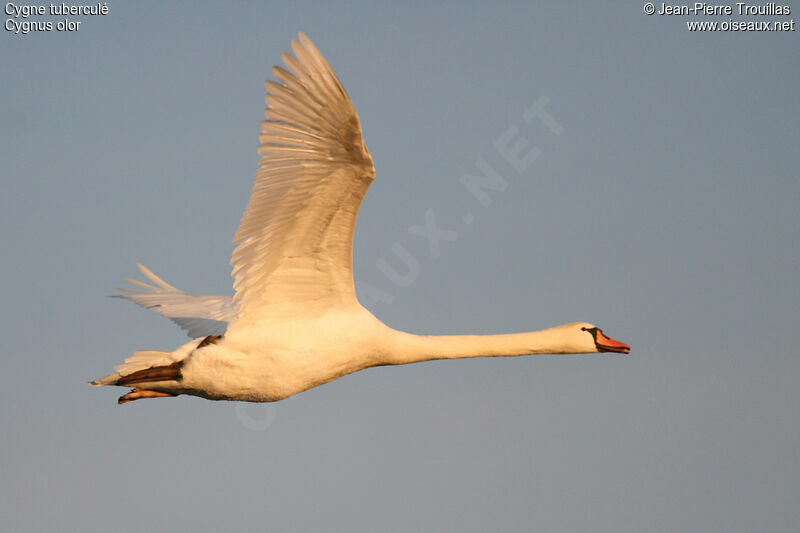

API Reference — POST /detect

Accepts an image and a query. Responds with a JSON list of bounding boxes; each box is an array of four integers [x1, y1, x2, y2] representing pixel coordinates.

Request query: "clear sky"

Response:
[[2, 2, 798, 531]]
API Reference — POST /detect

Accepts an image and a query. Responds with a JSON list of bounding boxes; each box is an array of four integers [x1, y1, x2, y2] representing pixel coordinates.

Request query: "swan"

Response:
[[90, 33, 629, 404]]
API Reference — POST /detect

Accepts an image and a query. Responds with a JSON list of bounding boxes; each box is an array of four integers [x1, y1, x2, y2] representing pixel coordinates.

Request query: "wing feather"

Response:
[[229, 33, 374, 322], [115, 263, 236, 338]]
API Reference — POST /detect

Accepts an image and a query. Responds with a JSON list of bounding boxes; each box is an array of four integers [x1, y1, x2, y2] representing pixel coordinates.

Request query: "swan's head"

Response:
[[562, 322, 630, 354]]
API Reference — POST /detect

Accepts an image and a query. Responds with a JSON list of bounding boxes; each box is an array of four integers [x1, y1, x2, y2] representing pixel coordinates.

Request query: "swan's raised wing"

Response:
[[115, 263, 236, 338], [230, 33, 375, 321]]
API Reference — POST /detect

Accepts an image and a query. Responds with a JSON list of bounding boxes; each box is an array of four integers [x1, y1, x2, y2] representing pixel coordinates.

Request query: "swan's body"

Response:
[[90, 33, 629, 404]]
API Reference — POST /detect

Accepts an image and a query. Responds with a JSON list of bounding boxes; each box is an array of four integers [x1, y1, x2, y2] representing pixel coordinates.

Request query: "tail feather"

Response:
[[89, 350, 175, 387], [114, 350, 177, 375], [89, 338, 202, 388]]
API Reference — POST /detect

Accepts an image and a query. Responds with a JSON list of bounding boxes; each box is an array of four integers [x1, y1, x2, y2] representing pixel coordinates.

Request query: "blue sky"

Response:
[[2, 2, 798, 531]]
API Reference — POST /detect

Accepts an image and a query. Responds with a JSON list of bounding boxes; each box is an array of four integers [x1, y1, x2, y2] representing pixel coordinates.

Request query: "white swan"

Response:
[[90, 33, 629, 404]]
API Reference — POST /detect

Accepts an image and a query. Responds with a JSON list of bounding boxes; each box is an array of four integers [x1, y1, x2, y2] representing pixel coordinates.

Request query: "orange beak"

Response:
[[595, 330, 630, 354]]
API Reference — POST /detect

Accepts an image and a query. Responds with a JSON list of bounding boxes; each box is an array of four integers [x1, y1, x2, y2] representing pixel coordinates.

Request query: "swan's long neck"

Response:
[[382, 325, 589, 366]]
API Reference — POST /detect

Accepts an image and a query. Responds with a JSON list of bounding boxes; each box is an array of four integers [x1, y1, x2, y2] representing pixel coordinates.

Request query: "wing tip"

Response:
[[135, 263, 179, 291]]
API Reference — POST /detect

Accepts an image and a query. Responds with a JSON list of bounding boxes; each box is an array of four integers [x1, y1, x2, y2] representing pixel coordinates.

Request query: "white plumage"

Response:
[[90, 33, 629, 405]]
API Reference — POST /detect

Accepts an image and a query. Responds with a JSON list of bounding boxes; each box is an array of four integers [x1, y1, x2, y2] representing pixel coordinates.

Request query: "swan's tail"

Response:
[[89, 337, 209, 404], [88, 350, 183, 404], [89, 350, 178, 386]]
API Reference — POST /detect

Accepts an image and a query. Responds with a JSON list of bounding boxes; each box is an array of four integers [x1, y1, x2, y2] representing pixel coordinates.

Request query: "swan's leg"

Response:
[[118, 388, 177, 404]]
